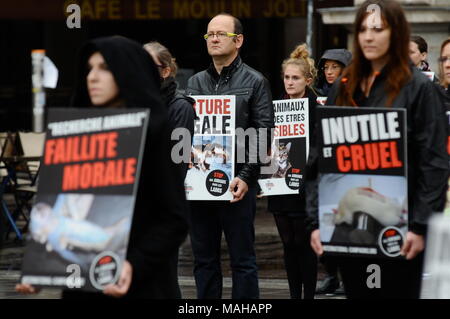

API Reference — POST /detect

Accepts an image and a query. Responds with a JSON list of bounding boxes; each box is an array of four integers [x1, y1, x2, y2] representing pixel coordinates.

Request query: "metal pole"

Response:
[[306, 0, 314, 57], [31, 49, 46, 132]]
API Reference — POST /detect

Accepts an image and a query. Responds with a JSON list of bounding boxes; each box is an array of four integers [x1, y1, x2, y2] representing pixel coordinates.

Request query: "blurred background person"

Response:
[[438, 38, 450, 95], [313, 48, 352, 295], [436, 38, 450, 214], [315, 49, 352, 98], [410, 35, 431, 72]]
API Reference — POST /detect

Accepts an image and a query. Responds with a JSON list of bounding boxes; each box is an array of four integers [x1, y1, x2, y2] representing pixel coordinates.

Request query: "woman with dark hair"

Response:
[[268, 43, 318, 299], [16, 36, 189, 299], [306, 0, 448, 299], [315, 49, 352, 98], [410, 35, 431, 71]]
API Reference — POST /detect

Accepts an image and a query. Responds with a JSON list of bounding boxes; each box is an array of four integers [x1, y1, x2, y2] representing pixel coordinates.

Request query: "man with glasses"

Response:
[[186, 13, 274, 299]]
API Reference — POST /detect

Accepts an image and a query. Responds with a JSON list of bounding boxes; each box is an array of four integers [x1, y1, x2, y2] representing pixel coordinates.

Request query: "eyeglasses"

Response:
[[438, 56, 450, 63], [155, 64, 166, 69], [203, 31, 238, 40]]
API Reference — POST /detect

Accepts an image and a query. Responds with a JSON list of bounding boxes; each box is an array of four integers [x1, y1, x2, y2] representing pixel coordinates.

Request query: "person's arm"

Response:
[[236, 77, 274, 188], [304, 139, 323, 256], [410, 79, 448, 232], [103, 260, 132, 297], [402, 78, 448, 259]]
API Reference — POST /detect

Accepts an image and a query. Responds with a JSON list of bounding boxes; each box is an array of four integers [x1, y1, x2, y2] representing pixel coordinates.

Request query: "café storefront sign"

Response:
[[1, 0, 308, 20]]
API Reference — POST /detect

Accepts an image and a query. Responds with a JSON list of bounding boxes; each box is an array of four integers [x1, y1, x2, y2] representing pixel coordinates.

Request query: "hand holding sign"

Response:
[[230, 177, 248, 203]]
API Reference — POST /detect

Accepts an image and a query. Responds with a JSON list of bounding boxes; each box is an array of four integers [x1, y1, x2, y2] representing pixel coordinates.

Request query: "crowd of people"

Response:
[[13, 0, 450, 299]]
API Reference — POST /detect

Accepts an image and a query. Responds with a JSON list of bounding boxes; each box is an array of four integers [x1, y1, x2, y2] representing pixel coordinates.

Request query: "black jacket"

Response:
[[268, 87, 317, 214], [69, 36, 188, 298], [305, 66, 448, 236], [161, 77, 196, 179], [186, 55, 275, 187]]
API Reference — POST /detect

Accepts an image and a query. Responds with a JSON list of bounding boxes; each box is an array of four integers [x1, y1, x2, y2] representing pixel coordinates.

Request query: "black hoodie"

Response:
[[68, 36, 188, 298], [315, 49, 352, 97]]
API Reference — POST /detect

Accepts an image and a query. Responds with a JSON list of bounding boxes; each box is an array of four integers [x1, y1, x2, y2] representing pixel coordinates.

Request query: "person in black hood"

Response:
[[307, 0, 448, 299], [17, 36, 189, 299], [267, 43, 318, 299], [315, 49, 352, 98], [312, 48, 353, 295]]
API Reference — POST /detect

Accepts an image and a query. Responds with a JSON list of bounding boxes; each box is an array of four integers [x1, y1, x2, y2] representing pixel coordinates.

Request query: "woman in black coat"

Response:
[[306, 0, 447, 299]]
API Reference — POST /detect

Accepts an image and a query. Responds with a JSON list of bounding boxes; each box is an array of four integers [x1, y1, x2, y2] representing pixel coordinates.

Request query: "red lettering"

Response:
[[80, 135, 91, 161], [61, 159, 136, 191], [364, 143, 379, 170], [71, 137, 81, 162], [62, 164, 80, 191], [106, 132, 118, 158], [223, 99, 231, 114], [214, 172, 224, 178], [54, 138, 67, 164], [390, 141, 402, 168], [214, 99, 222, 114], [299, 123, 305, 135], [379, 142, 391, 168], [79, 163, 92, 189], [274, 127, 279, 137], [99, 256, 112, 265], [335, 142, 403, 172], [385, 230, 397, 237], [115, 159, 125, 184], [350, 144, 366, 170], [124, 158, 136, 184], [44, 140, 56, 165], [195, 99, 205, 114], [103, 160, 116, 186], [336, 145, 351, 172], [96, 133, 108, 159], [91, 161, 105, 187]]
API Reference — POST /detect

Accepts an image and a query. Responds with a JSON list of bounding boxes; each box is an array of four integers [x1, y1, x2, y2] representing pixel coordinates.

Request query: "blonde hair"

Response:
[[143, 41, 178, 77], [281, 43, 317, 82]]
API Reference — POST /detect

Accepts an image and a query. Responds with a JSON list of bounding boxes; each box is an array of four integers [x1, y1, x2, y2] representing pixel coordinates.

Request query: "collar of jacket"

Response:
[[207, 55, 242, 82]]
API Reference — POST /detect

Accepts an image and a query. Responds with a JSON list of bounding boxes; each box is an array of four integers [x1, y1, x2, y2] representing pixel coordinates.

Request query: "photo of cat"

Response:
[[271, 141, 292, 178]]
